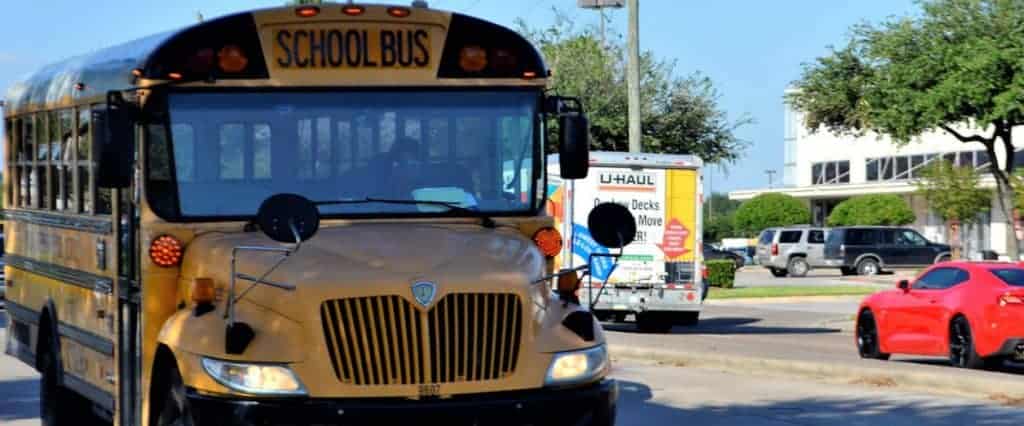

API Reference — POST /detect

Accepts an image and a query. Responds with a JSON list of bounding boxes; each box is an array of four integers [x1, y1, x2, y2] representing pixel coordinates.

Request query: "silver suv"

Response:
[[756, 226, 829, 277]]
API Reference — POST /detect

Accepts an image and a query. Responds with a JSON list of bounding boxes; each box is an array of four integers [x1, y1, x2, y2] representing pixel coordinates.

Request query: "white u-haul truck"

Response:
[[547, 152, 703, 332]]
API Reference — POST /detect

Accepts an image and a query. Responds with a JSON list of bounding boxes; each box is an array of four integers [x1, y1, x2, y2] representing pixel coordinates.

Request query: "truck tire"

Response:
[[636, 312, 673, 333], [770, 268, 788, 277], [677, 311, 700, 327], [787, 257, 810, 278]]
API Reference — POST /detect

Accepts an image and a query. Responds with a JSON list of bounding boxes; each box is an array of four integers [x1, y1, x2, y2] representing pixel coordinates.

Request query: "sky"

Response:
[[0, 0, 920, 194]]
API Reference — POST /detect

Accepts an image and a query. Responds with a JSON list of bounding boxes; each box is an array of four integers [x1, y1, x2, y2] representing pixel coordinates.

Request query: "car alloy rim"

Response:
[[795, 261, 808, 275], [863, 263, 877, 275], [950, 320, 970, 367]]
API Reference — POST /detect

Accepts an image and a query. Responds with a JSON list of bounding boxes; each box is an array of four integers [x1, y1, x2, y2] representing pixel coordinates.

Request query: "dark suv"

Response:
[[824, 226, 951, 275]]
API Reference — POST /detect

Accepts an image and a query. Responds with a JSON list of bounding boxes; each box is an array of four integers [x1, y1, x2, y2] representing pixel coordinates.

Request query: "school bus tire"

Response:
[[38, 323, 92, 426], [153, 350, 196, 426]]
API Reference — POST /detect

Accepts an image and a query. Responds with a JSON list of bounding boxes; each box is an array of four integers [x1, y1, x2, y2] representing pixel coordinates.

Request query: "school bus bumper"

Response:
[[186, 379, 617, 426]]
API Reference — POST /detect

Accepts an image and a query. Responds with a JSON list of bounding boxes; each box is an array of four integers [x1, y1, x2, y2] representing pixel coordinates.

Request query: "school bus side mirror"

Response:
[[588, 202, 636, 248], [558, 114, 590, 180], [93, 92, 136, 189]]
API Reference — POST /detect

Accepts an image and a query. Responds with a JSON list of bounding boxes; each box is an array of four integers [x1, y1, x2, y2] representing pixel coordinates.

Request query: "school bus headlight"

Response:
[[544, 344, 609, 386], [201, 358, 306, 395], [459, 46, 488, 72]]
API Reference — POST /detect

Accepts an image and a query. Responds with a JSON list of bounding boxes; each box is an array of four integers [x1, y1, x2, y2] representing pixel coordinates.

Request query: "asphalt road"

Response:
[[1, 336, 1020, 425]]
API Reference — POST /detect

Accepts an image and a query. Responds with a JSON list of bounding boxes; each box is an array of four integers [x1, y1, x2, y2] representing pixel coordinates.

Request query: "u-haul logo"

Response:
[[598, 173, 656, 192]]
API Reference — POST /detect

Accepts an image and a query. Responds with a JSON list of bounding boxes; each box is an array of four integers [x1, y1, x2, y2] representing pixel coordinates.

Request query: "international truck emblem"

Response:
[[411, 281, 437, 307]]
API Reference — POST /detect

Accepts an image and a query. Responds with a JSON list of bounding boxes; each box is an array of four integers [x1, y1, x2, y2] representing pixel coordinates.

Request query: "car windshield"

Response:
[[147, 90, 540, 219], [991, 268, 1024, 286]]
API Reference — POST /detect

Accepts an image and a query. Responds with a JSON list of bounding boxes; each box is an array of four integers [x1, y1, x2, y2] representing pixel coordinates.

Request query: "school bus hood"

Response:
[[181, 223, 548, 321]]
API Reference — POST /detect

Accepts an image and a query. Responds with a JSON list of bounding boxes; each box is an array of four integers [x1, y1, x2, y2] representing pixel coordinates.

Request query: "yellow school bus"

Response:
[[2, 3, 633, 426]]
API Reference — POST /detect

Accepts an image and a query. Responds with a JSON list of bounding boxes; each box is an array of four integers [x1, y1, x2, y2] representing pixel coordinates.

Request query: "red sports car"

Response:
[[856, 261, 1024, 369]]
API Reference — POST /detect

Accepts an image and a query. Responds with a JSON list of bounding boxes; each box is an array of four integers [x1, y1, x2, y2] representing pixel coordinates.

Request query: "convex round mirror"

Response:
[[256, 193, 320, 243], [587, 202, 636, 249]]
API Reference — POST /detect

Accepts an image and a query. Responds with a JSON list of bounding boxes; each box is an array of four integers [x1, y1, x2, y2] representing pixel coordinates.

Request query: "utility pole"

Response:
[[579, 1, 624, 49], [626, 0, 641, 153], [765, 170, 777, 189]]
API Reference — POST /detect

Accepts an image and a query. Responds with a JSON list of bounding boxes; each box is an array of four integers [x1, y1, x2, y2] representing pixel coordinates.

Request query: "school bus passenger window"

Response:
[[19, 118, 31, 207], [219, 124, 245, 180], [57, 109, 75, 212], [253, 124, 272, 179], [4, 119, 12, 207], [77, 108, 92, 213], [33, 114, 48, 209], [46, 111, 61, 210]]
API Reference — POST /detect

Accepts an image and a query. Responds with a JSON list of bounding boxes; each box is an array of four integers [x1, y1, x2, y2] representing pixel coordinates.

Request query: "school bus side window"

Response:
[[77, 107, 93, 214], [57, 109, 74, 212]]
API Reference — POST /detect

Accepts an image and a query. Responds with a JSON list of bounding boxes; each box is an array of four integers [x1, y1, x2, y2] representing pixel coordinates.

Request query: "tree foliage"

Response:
[[517, 12, 751, 163], [916, 161, 992, 223], [733, 193, 810, 237], [703, 192, 742, 241], [827, 194, 916, 226], [788, 0, 1024, 256]]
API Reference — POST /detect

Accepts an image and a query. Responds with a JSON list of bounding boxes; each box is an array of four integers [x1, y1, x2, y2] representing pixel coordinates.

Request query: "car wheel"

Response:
[[937, 254, 952, 263], [156, 364, 197, 426], [949, 316, 986, 369], [612, 312, 628, 323], [770, 268, 788, 278], [856, 310, 890, 360], [857, 258, 880, 276], [733, 258, 744, 271], [787, 257, 810, 278]]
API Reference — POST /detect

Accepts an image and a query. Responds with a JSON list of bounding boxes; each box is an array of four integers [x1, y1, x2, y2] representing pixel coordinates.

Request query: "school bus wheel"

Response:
[[38, 330, 93, 426], [153, 362, 194, 426]]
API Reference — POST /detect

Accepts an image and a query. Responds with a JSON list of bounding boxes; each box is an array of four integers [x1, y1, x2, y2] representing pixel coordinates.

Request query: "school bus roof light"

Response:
[[523, 71, 538, 79], [342, 5, 366, 16], [387, 7, 412, 17], [150, 235, 185, 267], [167, 72, 184, 81], [533, 227, 563, 258], [459, 46, 488, 73], [295, 5, 320, 17], [218, 45, 249, 73], [131, 68, 143, 77]]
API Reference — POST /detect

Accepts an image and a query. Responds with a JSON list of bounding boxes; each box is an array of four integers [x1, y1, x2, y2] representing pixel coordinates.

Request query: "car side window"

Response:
[[779, 231, 802, 244], [914, 267, 969, 290], [878, 229, 895, 245], [846, 229, 874, 245], [896, 230, 928, 247], [808, 230, 825, 244]]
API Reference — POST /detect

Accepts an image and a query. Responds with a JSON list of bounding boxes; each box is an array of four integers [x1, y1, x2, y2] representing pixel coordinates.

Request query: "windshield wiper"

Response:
[[316, 197, 497, 229]]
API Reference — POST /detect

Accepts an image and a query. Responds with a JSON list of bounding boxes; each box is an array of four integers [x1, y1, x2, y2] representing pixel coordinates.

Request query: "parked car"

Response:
[[755, 226, 829, 278], [856, 261, 1024, 369], [703, 243, 745, 270], [824, 226, 951, 276]]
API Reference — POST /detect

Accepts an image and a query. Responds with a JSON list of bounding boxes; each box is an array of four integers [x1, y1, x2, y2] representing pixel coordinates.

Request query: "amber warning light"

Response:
[[533, 227, 563, 258]]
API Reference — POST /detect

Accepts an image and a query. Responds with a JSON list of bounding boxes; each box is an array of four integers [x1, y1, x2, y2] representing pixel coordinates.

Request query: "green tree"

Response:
[[733, 193, 810, 237], [915, 161, 991, 258], [703, 192, 741, 241], [826, 194, 915, 226], [788, 0, 1024, 258], [518, 12, 751, 163]]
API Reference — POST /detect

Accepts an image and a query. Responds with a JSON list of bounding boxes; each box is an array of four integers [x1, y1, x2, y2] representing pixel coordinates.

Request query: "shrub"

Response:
[[733, 193, 810, 236], [826, 194, 915, 226], [706, 259, 736, 289]]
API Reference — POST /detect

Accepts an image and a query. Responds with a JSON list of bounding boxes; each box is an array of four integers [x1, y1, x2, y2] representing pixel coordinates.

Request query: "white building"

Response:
[[729, 88, 1024, 257]]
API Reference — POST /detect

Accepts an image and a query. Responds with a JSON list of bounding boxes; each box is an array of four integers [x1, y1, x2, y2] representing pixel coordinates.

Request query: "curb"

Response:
[[609, 344, 1024, 402]]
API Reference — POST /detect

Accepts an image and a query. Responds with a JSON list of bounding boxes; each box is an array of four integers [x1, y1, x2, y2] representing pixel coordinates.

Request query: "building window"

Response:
[[894, 156, 909, 179], [811, 161, 850, 185], [866, 158, 878, 181]]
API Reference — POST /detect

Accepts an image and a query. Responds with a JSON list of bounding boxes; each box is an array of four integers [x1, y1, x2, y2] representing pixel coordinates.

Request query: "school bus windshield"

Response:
[[146, 89, 540, 219]]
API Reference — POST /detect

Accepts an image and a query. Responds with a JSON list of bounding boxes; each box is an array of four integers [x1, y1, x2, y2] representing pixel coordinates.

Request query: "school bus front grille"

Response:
[[320, 293, 523, 386]]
